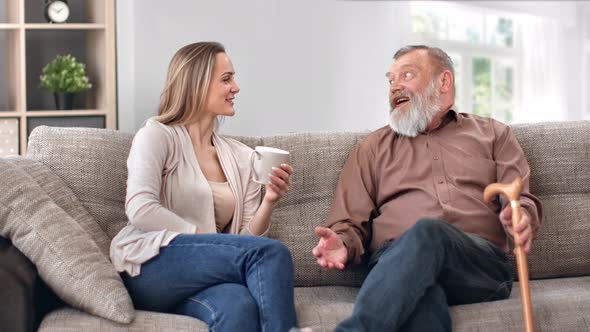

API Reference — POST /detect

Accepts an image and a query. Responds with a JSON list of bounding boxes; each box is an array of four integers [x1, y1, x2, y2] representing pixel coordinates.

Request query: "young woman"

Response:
[[110, 42, 298, 332]]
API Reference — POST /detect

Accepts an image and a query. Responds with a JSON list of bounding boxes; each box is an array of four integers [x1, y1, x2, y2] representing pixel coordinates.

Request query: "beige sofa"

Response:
[[6, 121, 590, 331]]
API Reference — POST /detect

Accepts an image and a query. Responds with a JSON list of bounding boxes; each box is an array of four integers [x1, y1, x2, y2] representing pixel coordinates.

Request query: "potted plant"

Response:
[[39, 54, 92, 110]]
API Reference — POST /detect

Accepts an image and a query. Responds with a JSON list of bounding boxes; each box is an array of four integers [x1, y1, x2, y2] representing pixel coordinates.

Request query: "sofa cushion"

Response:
[[4, 156, 112, 257], [294, 286, 357, 329], [38, 308, 207, 332], [25, 122, 590, 285], [519, 193, 590, 279], [27, 126, 133, 240], [451, 276, 590, 331], [293, 276, 590, 331], [37, 276, 590, 331], [259, 132, 371, 286], [512, 121, 590, 279], [512, 121, 590, 196], [0, 158, 134, 323]]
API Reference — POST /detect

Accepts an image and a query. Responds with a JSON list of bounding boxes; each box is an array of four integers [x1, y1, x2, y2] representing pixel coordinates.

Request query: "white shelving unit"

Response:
[[0, 0, 117, 155]]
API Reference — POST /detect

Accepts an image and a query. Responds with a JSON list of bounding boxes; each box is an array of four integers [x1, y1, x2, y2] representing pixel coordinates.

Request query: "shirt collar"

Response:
[[423, 105, 461, 134], [442, 106, 461, 127]]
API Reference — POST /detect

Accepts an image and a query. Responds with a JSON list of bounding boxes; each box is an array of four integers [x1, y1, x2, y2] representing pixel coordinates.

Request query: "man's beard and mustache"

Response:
[[388, 79, 441, 137]]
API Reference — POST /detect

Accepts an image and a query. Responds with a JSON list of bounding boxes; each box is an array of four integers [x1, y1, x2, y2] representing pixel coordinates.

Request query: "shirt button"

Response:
[[441, 199, 448, 204], [434, 156, 439, 160], [438, 180, 444, 184]]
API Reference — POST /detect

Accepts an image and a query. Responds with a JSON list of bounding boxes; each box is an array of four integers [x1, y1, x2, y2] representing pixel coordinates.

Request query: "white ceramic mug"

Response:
[[249, 146, 291, 185]]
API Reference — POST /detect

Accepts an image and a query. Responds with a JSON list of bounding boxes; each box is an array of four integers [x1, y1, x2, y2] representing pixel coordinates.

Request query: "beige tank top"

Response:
[[208, 181, 236, 233]]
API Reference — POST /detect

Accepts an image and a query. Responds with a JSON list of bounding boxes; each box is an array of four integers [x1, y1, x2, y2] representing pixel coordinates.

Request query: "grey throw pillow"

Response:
[[0, 158, 134, 323], [4, 156, 112, 257]]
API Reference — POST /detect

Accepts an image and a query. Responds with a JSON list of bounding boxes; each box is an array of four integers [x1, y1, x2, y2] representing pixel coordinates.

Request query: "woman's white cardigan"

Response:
[[110, 118, 262, 276]]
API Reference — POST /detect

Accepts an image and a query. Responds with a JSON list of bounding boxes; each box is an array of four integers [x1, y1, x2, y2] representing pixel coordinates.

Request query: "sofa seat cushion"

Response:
[[38, 308, 207, 332], [294, 276, 590, 331], [452, 276, 590, 331], [295, 286, 357, 330]]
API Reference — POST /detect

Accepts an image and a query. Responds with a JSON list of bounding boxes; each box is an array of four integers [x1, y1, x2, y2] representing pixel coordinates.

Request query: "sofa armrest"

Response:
[[0, 235, 36, 332], [0, 236, 63, 332]]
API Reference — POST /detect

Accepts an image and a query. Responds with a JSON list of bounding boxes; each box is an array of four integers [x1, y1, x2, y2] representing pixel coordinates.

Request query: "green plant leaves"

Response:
[[39, 54, 92, 93]]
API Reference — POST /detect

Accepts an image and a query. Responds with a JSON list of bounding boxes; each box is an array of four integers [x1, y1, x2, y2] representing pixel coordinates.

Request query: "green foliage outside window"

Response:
[[495, 18, 513, 47], [472, 58, 492, 117]]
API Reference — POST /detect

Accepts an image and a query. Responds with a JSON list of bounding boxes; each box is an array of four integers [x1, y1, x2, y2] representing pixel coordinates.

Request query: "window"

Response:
[[411, 2, 518, 123]]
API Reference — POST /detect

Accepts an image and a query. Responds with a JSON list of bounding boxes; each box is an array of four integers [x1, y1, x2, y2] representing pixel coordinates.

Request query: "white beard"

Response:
[[388, 80, 441, 137]]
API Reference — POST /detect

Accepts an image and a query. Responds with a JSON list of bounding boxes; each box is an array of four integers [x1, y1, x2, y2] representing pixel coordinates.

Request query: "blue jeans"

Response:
[[122, 234, 297, 332], [336, 218, 513, 332]]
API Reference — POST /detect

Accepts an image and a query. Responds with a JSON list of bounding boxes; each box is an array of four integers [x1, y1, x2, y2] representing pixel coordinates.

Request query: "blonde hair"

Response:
[[156, 41, 226, 126]]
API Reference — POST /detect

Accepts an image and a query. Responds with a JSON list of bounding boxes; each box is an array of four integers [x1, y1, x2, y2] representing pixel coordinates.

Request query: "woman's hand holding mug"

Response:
[[264, 163, 293, 205], [249, 146, 293, 205]]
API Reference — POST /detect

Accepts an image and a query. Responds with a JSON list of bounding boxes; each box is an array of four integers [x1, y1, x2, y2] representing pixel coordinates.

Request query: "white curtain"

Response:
[[516, 15, 567, 123]]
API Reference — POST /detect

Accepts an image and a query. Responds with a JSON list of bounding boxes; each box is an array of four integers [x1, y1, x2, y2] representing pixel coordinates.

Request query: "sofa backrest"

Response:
[[511, 121, 590, 279], [257, 133, 371, 286], [26, 126, 370, 287], [26, 121, 590, 286], [27, 126, 133, 240]]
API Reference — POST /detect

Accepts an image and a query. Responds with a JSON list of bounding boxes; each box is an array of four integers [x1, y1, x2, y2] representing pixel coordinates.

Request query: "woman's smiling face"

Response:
[[204, 52, 240, 117]]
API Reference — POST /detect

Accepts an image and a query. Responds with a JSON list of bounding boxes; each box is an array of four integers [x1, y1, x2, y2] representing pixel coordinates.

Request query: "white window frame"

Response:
[[409, 2, 522, 123]]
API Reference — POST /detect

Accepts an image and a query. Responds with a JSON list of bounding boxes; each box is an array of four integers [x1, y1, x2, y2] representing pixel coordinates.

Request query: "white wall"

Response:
[[116, 0, 588, 134], [116, 0, 135, 132], [463, 1, 578, 24], [116, 0, 409, 134]]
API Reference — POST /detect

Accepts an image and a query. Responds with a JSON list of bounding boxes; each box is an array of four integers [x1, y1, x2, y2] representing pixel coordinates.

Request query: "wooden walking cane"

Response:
[[484, 176, 534, 332]]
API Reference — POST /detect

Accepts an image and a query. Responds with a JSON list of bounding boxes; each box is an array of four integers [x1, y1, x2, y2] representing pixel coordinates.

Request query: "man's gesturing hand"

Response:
[[312, 226, 348, 270]]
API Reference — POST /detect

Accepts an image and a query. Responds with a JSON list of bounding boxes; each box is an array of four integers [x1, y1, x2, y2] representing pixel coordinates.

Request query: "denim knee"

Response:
[[401, 218, 455, 250], [217, 288, 259, 321], [258, 239, 294, 267], [409, 218, 452, 237], [181, 284, 261, 332]]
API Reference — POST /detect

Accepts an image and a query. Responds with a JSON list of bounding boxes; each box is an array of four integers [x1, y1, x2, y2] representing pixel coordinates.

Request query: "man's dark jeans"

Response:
[[336, 218, 513, 332], [0, 236, 63, 332]]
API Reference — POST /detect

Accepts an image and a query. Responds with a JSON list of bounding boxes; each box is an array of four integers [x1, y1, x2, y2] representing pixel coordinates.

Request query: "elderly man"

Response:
[[312, 45, 542, 331]]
